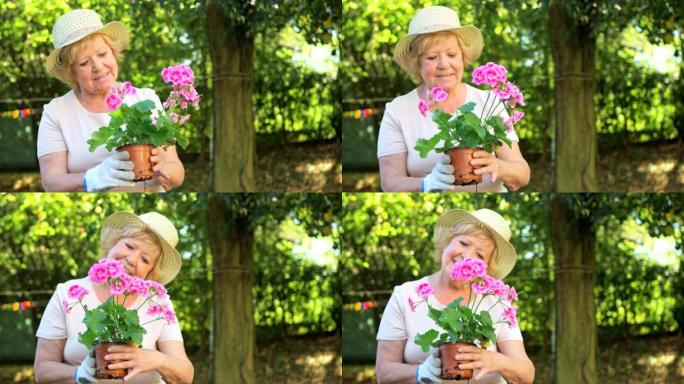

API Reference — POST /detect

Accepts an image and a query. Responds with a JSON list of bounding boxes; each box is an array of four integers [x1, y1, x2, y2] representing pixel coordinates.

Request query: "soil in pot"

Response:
[[439, 342, 475, 380], [117, 144, 154, 181], [447, 147, 483, 186], [95, 342, 128, 379]]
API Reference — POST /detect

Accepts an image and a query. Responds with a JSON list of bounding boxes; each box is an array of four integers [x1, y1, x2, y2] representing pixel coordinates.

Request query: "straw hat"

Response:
[[394, 6, 483, 73], [435, 209, 516, 280], [46, 9, 129, 75], [101, 212, 181, 285]]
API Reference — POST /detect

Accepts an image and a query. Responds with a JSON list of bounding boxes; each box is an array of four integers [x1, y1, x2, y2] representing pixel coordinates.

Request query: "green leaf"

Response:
[[458, 102, 476, 114], [415, 329, 439, 353]]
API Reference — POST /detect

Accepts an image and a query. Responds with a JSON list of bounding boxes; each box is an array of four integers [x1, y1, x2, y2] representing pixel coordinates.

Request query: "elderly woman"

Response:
[[38, 9, 184, 192], [378, 6, 530, 192], [34, 211, 194, 384], [376, 209, 534, 383]]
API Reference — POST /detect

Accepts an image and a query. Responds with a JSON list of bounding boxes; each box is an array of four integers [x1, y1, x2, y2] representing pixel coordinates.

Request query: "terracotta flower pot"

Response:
[[95, 342, 128, 379], [447, 147, 483, 186], [439, 342, 475, 380], [117, 144, 154, 181]]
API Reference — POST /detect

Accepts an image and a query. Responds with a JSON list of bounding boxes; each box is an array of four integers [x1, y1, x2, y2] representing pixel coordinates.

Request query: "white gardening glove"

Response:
[[422, 155, 455, 192], [417, 349, 444, 383], [84, 151, 136, 191], [74, 351, 96, 383]]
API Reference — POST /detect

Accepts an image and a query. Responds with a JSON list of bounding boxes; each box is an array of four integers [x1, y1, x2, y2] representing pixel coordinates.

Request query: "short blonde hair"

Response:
[[433, 222, 496, 263], [100, 224, 163, 282], [404, 31, 473, 84], [48, 33, 124, 90]]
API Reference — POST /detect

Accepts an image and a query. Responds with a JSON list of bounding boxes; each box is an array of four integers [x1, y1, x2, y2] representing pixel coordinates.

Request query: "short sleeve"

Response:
[[36, 283, 67, 339], [157, 300, 183, 343], [376, 286, 408, 341], [377, 103, 408, 158], [36, 106, 67, 158]]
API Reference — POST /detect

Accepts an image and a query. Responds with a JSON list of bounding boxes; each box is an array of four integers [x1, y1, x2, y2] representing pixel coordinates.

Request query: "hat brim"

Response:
[[435, 209, 516, 280], [101, 212, 181, 286], [46, 21, 129, 77], [393, 26, 483, 74]]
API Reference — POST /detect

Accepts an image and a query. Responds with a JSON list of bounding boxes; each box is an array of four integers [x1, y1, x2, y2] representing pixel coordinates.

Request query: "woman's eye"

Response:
[[98, 52, 106, 57], [125, 243, 134, 249], [79, 61, 88, 67]]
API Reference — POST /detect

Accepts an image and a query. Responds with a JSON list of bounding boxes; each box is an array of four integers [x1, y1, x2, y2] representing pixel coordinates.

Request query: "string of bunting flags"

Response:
[[343, 300, 378, 312], [342, 108, 377, 120], [0, 108, 35, 119], [0, 300, 35, 312]]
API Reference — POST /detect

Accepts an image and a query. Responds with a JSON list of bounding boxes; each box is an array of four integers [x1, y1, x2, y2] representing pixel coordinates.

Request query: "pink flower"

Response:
[[62, 299, 71, 314], [471, 276, 493, 294], [161, 67, 173, 83], [502, 306, 518, 328], [472, 62, 507, 87], [504, 286, 518, 303], [127, 276, 148, 296], [109, 274, 131, 296], [147, 303, 163, 316], [161, 304, 177, 324], [430, 86, 448, 102], [502, 111, 525, 133], [408, 297, 416, 312], [106, 92, 122, 110], [103, 260, 124, 280], [67, 284, 89, 301], [88, 261, 110, 284], [145, 281, 168, 300], [418, 100, 429, 117], [489, 279, 508, 297], [449, 258, 487, 281], [179, 114, 190, 124], [122, 81, 136, 96], [492, 85, 511, 100], [506, 83, 525, 108], [416, 283, 434, 298]]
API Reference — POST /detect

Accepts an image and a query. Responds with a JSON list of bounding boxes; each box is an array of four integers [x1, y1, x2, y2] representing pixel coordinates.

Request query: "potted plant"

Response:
[[63, 259, 176, 379], [409, 258, 519, 380], [414, 62, 526, 186], [87, 64, 200, 181]]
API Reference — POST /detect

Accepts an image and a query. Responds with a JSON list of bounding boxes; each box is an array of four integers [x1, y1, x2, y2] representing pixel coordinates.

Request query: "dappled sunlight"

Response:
[[257, 142, 341, 192], [342, 364, 376, 383]]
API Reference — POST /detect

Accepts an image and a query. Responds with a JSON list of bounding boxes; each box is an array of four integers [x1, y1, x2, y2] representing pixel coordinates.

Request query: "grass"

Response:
[[0, 141, 341, 192], [343, 141, 684, 192], [342, 333, 684, 383], [0, 335, 341, 384]]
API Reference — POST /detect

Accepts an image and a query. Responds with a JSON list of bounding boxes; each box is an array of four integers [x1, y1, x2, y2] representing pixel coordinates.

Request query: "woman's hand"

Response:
[[471, 150, 502, 182], [454, 345, 506, 380], [105, 345, 163, 381], [150, 146, 184, 190]]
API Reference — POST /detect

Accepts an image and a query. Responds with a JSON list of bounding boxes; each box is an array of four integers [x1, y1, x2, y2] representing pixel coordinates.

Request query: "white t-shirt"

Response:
[[377, 84, 520, 192], [37, 88, 165, 192], [36, 277, 184, 384], [377, 276, 523, 384]]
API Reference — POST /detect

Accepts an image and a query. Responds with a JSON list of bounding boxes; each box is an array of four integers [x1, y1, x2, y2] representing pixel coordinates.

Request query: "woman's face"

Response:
[[71, 35, 118, 96], [441, 234, 495, 276], [418, 34, 464, 92], [106, 237, 159, 280]]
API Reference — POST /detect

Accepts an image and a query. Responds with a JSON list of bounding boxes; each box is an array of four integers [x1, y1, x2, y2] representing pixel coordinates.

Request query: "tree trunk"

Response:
[[206, 5, 256, 191], [549, 196, 598, 384], [548, 4, 598, 191], [207, 195, 255, 384]]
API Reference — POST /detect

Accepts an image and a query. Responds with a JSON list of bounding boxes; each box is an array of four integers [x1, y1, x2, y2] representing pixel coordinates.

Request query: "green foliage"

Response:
[[86, 100, 190, 152], [415, 296, 497, 352], [77, 296, 146, 349], [415, 102, 512, 157]]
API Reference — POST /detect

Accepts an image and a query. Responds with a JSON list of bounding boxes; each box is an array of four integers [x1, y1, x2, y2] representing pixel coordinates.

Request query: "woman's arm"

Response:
[[38, 152, 86, 192], [34, 338, 76, 384], [376, 339, 418, 384], [150, 145, 185, 191], [455, 340, 534, 384], [378, 154, 422, 192], [471, 142, 530, 191], [105, 340, 193, 384]]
